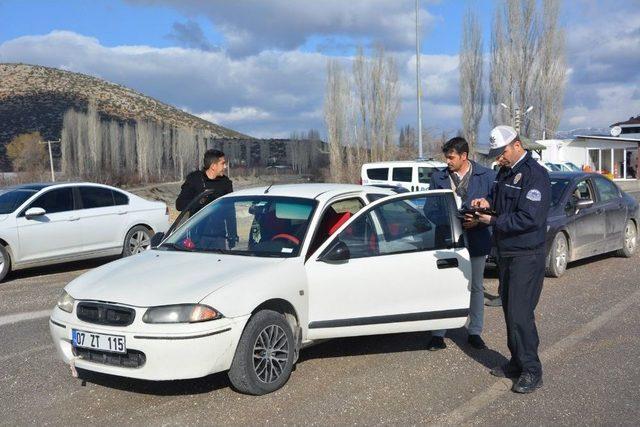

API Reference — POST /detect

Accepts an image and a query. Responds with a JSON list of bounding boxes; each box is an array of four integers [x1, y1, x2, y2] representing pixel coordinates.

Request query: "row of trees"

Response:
[[461, 0, 566, 155], [324, 46, 401, 183]]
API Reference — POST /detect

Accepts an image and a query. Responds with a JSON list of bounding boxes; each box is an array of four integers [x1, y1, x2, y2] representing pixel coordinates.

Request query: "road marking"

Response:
[[0, 344, 54, 363], [0, 309, 51, 327], [439, 288, 640, 425]]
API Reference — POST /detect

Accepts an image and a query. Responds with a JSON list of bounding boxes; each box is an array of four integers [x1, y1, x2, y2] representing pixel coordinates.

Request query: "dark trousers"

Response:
[[497, 252, 545, 376]]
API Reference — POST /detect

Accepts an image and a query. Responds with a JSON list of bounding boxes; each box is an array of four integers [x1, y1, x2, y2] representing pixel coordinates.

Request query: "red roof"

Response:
[[611, 115, 640, 126]]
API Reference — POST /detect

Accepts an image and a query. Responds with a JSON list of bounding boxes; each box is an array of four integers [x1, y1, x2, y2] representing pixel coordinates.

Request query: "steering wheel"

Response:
[[270, 233, 300, 245]]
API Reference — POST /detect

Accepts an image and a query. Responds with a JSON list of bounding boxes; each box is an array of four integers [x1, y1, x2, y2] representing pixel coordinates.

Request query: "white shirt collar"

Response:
[[511, 152, 527, 170]]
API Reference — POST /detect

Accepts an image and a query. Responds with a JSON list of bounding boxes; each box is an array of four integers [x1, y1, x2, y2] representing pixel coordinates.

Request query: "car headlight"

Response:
[[57, 290, 75, 313], [142, 304, 222, 324]]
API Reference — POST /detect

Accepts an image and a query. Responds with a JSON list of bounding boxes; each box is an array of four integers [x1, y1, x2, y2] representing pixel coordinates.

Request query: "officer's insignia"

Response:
[[526, 189, 542, 201], [513, 173, 522, 185]]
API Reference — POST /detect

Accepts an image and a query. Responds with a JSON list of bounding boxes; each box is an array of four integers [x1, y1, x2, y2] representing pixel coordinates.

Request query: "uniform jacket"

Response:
[[429, 161, 496, 257], [175, 170, 234, 212], [488, 151, 551, 256]]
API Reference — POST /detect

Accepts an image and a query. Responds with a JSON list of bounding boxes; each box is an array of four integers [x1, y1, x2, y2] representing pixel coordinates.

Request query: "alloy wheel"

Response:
[[624, 223, 637, 253], [253, 325, 290, 384], [129, 231, 151, 254], [555, 235, 567, 272]]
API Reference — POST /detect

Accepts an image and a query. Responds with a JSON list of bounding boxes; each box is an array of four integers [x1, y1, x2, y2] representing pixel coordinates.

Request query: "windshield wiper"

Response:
[[159, 242, 194, 252]]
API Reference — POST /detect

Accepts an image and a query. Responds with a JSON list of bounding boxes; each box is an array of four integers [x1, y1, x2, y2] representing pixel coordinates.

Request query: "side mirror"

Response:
[[150, 232, 165, 248], [25, 207, 46, 219], [319, 240, 350, 262]]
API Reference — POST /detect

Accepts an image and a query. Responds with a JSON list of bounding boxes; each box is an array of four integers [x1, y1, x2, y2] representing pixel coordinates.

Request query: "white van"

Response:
[[360, 159, 447, 192]]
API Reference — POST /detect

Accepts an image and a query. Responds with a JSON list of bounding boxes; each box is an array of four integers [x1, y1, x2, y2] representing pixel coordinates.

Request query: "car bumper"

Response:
[[49, 307, 249, 381]]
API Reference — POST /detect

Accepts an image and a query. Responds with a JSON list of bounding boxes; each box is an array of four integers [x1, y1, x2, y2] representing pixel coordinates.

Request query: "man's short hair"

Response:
[[203, 149, 225, 169], [442, 137, 469, 156]]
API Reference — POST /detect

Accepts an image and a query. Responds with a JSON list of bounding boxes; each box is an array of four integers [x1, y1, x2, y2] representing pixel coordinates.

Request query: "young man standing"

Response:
[[176, 149, 233, 213], [426, 137, 496, 351]]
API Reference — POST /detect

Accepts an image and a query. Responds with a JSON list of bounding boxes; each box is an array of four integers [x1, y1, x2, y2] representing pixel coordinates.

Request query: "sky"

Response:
[[0, 0, 638, 143]]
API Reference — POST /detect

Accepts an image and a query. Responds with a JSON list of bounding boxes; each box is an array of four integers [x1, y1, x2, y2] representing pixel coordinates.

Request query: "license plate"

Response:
[[72, 329, 126, 354]]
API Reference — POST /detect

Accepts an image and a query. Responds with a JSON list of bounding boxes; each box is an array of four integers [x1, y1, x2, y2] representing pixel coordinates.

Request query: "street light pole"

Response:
[[415, 0, 423, 159], [39, 139, 60, 182]]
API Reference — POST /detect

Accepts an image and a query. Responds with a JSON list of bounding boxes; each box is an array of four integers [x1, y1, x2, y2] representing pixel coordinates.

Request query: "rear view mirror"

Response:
[[25, 207, 46, 219], [150, 232, 165, 248], [319, 240, 350, 263]]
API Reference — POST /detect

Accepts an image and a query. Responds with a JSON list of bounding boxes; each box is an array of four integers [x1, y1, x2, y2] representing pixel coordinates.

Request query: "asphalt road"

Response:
[[1, 194, 639, 426]]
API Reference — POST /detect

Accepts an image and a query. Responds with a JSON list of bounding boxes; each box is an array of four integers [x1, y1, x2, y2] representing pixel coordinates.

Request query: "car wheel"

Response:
[[0, 245, 11, 282], [616, 220, 637, 258], [122, 226, 152, 257], [546, 232, 568, 278], [228, 310, 295, 395]]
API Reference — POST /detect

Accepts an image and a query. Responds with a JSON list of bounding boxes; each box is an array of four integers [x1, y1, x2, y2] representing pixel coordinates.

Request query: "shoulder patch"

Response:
[[526, 189, 542, 202]]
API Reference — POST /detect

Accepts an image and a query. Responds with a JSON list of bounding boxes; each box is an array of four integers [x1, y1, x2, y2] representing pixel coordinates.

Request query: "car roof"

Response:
[[230, 183, 394, 201], [4, 183, 54, 191], [362, 160, 446, 167]]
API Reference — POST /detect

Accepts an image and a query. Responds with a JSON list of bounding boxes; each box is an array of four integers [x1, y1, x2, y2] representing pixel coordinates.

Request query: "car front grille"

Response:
[[76, 302, 135, 326], [73, 347, 146, 368]]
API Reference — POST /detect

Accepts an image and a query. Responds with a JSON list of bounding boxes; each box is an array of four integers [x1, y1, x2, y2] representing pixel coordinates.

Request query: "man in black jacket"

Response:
[[176, 149, 233, 213]]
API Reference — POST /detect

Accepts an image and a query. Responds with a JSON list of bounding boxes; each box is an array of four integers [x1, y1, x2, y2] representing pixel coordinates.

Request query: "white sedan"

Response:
[[50, 184, 470, 395], [0, 182, 169, 281]]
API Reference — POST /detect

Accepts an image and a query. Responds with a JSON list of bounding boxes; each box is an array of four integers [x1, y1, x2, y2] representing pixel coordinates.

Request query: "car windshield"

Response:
[[0, 189, 38, 214], [546, 163, 562, 171], [161, 195, 317, 257], [564, 162, 581, 172], [550, 178, 570, 207]]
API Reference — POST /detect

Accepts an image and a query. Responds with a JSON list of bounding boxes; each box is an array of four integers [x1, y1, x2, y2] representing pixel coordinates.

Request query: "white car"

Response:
[[50, 184, 470, 395], [361, 159, 447, 192], [0, 182, 169, 281]]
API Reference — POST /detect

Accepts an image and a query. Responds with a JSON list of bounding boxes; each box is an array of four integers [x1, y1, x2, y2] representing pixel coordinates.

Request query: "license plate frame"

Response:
[[72, 329, 127, 354]]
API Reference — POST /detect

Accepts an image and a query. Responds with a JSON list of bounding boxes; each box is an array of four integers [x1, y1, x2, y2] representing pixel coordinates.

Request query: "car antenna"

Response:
[[264, 183, 274, 194]]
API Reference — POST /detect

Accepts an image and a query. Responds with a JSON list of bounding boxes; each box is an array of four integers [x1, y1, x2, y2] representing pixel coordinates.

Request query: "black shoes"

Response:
[[512, 372, 543, 393], [426, 336, 447, 351], [489, 363, 521, 379], [467, 334, 487, 350]]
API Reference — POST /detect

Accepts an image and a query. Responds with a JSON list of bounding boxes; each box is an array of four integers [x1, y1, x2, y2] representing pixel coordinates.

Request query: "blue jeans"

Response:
[[432, 255, 486, 337]]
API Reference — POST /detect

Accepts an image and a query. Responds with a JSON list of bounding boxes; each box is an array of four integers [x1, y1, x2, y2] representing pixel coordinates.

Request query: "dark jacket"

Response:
[[429, 161, 496, 257], [175, 170, 234, 212], [488, 151, 551, 256]]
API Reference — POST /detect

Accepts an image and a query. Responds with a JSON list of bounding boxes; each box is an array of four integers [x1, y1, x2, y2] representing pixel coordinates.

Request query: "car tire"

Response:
[[122, 226, 152, 257], [616, 220, 637, 258], [546, 232, 568, 278], [0, 245, 11, 282], [228, 310, 295, 395]]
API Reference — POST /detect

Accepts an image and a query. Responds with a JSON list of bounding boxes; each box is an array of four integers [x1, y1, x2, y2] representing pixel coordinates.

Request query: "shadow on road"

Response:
[[77, 368, 230, 396], [5, 256, 119, 282]]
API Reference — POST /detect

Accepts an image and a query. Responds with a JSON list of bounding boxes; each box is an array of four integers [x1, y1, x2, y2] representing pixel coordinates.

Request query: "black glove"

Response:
[[227, 236, 239, 249]]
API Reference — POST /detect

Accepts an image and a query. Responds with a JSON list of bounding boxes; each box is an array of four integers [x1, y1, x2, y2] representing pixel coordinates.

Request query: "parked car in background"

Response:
[[51, 184, 470, 395], [361, 159, 447, 192], [545, 172, 638, 277], [556, 161, 582, 172], [0, 182, 169, 282]]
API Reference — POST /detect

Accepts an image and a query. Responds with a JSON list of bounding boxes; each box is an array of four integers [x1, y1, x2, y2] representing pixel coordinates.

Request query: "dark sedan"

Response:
[[545, 172, 638, 277]]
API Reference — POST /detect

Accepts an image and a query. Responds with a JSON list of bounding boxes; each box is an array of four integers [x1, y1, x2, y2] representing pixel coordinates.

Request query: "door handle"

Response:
[[117, 210, 128, 215], [436, 258, 459, 269], [68, 216, 79, 221]]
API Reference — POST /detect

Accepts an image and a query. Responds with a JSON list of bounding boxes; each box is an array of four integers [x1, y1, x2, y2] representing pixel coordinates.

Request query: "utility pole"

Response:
[[415, 0, 423, 159], [39, 139, 60, 182]]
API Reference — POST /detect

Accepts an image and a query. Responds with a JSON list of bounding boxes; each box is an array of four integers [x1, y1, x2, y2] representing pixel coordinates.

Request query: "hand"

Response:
[[462, 215, 479, 229], [475, 212, 493, 225], [227, 236, 239, 249], [471, 198, 490, 208]]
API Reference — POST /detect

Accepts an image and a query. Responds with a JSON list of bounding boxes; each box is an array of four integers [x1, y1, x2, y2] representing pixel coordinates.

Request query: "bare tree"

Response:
[[324, 59, 349, 182], [489, 0, 566, 139], [459, 8, 484, 156]]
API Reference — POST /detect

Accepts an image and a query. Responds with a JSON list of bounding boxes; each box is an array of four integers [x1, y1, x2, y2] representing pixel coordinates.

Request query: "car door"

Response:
[[15, 187, 82, 263], [592, 176, 627, 251], [567, 178, 605, 259], [305, 192, 471, 340], [76, 186, 126, 252]]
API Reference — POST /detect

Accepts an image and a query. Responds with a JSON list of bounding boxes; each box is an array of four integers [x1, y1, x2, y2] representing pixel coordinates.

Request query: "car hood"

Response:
[[66, 250, 286, 307]]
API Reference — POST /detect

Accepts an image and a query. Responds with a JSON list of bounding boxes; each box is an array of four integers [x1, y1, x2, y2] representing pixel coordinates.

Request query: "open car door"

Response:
[[305, 190, 472, 340]]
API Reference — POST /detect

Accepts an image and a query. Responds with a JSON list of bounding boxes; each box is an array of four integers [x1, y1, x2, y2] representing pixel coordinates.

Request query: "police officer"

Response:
[[426, 137, 496, 352], [472, 125, 551, 394]]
